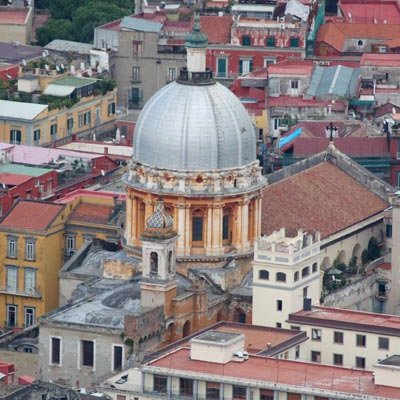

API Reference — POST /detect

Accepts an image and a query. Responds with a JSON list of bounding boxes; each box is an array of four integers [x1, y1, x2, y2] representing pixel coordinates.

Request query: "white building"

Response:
[[252, 228, 321, 328]]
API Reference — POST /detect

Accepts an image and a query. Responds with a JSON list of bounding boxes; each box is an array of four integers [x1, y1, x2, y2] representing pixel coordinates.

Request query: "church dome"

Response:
[[132, 81, 257, 171]]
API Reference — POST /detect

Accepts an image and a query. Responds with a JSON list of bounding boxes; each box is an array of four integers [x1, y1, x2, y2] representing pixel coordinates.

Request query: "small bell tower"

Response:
[[140, 198, 177, 316]]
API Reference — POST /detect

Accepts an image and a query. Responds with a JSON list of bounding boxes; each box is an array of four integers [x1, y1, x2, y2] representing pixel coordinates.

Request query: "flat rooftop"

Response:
[[145, 348, 400, 399], [0, 8, 28, 24], [194, 331, 241, 344], [288, 306, 400, 336]]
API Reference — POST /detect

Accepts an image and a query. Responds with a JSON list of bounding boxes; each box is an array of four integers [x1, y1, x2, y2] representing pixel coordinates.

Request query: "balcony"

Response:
[[0, 287, 41, 298]]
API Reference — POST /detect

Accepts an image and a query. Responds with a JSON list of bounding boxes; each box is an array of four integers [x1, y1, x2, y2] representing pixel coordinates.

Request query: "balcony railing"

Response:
[[0, 287, 41, 298]]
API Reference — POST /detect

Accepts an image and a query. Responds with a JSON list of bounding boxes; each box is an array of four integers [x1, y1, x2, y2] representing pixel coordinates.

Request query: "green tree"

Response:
[[72, 2, 128, 43], [36, 19, 75, 46], [367, 237, 381, 261]]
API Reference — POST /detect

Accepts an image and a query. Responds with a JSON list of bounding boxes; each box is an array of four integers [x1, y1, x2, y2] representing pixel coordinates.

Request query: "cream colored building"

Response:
[[253, 228, 321, 328]]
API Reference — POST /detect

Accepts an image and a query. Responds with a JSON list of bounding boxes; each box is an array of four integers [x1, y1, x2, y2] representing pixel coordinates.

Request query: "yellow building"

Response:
[[0, 76, 117, 146], [0, 200, 66, 329]]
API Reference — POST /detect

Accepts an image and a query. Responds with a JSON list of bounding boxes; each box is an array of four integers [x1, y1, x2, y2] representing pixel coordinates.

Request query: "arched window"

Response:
[[222, 207, 233, 244], [276, 272, 286, 282], [259, 269, 269, 280], [168, 250, 173, 273], [294, 271, 299, 282], [192, 210, 204, 243], [150, 252, 158, 274], [312, 262, 318, 273], [182, 320, 191, 338], [302, 267, 310, 278]]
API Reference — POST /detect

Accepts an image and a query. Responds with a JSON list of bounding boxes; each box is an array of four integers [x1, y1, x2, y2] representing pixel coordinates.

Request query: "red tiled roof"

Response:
[[267, 96, 346, 108], [0, 200, 64, 231], [0, 9, 28, 25], [292, 137, 389, 158], [376, 262, 391, 270], [261, 161, 388, 238], [316, 21, 400, 52], [0, 66, 18, 82], [0, 173, 31, 186], [340, 0, 400, 24], [200, 15, 232, 44], [291, 305, 400, 331], [268, 59, 314, 76], [68, 203, 114, 225], [360, 53, 400, 67], [375, 102, 400, 118], [148, 348, 400, 398]]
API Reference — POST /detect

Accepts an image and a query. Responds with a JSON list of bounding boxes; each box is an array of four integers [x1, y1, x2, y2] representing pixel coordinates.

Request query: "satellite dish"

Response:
[[61, 63, 65, 69], [101, 169, 105, 176], [55, 65, 60, 72], [44, 64, 50, 71], [22, 59, 27, 66], [2, 183, 6, 189], [393, 107, 397, 115]]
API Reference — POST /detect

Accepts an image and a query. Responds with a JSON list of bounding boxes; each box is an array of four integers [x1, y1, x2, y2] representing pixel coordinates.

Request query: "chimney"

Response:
[[104, 146, 109, 155]]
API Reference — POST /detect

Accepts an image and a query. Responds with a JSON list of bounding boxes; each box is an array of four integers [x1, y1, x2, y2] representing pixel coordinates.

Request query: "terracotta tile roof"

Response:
[[68, 203, 114, 225], [267, 95, 346, 108], [292, 137, 390, 158], [360, 53, 400, 67], [375, 102, 400, 118], [0, 173, 31, 186], [147, 348, 400, 398], [340, 0, 400, 24], [262, 161, 388, 238], [0, 9, 28, 25], [316, 21, 400, 52], [200, 16, 232, 44], [268, 59, 314, 76], [0, 200, 64, 231]]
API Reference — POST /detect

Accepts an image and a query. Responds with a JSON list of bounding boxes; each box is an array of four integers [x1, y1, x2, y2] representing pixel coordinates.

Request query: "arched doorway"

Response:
[[167, 322, 175, 341], [321, 256, 331, 271], [234, 308, 246, 323], [182, 320, 191, 338]]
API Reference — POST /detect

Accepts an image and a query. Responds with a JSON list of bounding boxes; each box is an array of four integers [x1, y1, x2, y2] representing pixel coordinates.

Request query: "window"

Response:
[[7, 237, 17, 258], [6, 304, 17, 328], [291, 80, 299, 89], [25, 240, 35, 261], [24, 268, 36, 294], [333, 353, 343, 366], [241, 35, 251, 46], [179, 378, 193, 396], [154, 375, 167, 393], [239, 58, 253, 75], [222, 214, 229, 240], [10, 129, 21, 144], [117, 396, 127, 400], [357, 39, 364, 47], [311, 328, 322, 341], [311, 350, 321, 363], [107, 102, 116, 116], [291, 325, 301, 330], [66, 235, 75, 251], [132, 66, 140, 82], [50, 337, 61, 365], [217, 58, 227, 78], [50, 123, 57, 138], [132, 40, 142, 55], [378, 337, 389, 350], [276, 272, 286, 282], [277, 300, 283, 311], [290, 37, 300, 47], [192, 213, 203, 242], [259, 269, 269, 280], [356, 334, 366, 347], [295, 345, 300, 359], [386, 224, 393, 238], [294, 271, 299, 281], [303, 286, 308, 298], [150, 252, 158, 274], [112, 345, 123, 371], [24, 307, 35, 327], [263, 58, 275, 67], [33, 129, 40, 144], [232, 385, 247, 399], [81, 340, 94, 367], [206, 382, 220, 399], [260, 389, 274, 400], [130, 87, 142, 108], [67, 117, 74, 131], [334, 331, 344, 344], [78, 111, 91, 127], [167, 67, 177, 82], [356, 356, 366, 369], [312, 262, 318, 273], [276, 322, 282, 328], [302, 266, 310, 278], [266, 37, 276, 47], [6, 267, 17, 292]]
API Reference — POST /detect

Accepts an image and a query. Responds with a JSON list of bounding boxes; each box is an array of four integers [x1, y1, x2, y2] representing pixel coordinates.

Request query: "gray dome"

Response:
[[133, 81, 256, 171]]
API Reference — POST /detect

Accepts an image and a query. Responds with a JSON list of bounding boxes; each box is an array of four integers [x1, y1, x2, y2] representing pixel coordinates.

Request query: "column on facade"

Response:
[[184, 205, 191, 256], [233, 202, 243, 251], [212, 204, 223, 256], [255, 195, 262, 239], [253, 196, 260, 240], [205, 206, 213, 254], [130, 195, 138, 244], [125, 192, 133, 244], [144, 200, 154, 223], [241, 199, 250, 252], [176, 204, 186, 256]]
